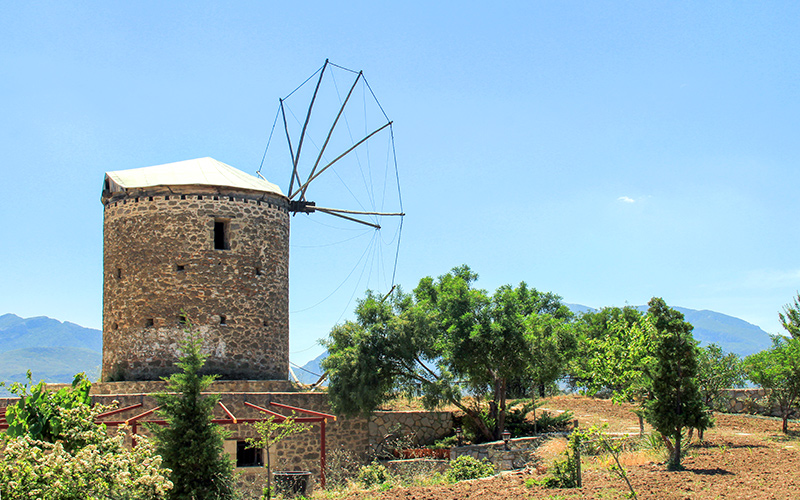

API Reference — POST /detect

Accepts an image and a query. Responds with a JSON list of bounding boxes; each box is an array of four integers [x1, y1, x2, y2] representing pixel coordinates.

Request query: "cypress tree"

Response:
[[645, 297, 711, 470], [150, 329, 235, 500]]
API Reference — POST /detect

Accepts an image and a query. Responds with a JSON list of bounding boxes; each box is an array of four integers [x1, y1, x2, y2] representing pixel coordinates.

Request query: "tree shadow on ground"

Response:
[[686, 467, 733, 476]]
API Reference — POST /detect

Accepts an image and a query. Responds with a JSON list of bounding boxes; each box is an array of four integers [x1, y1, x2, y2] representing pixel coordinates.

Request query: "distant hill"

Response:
[[0, 314, 102, 391], [293, 351, 327, 385], [298, 304, 775, 380], [0, 314, 101, 352], [569, 305, 773, 358], [0, 347, 101, 384]]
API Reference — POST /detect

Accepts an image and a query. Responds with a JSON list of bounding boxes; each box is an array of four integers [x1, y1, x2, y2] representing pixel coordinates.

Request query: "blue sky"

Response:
[[2, 2, 799, 366]]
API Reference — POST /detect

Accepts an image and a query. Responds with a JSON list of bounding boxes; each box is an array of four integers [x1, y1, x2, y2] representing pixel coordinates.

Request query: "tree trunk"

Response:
[[698, 427, 704, 441], [670, 429, 682, 470], [496, 378, 507, 441], [783, 414, 789, 434]]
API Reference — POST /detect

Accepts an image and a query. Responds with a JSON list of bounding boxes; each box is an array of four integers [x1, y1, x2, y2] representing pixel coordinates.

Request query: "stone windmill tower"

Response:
[[101, 157, 290, 381], [100, 61, 403, 384]]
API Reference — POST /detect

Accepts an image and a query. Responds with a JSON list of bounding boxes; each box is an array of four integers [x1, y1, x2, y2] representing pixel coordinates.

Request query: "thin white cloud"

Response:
[[617, 196, 635, 203]]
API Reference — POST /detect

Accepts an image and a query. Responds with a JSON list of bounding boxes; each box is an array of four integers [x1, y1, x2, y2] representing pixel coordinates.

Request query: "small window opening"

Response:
[[135, 197, 139, 203], [255, 266, 262, 276], [214, 219, 229, 250], [263, 319, 269, 327], [219, 315, 227, 326], [148, 196, 153, 201], [116, 267, 122, 279], [164, 195, 169, 201], [181, 194, 186, 200], [198, 195, 203, 200], [178, 313, 188, 325], [213, 195, 219, 201], [236, 441, 263, 467], [176, 264, 185, 272], [145, 318, 154, 327]]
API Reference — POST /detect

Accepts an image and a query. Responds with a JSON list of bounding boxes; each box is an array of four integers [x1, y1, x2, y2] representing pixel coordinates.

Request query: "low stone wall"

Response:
[[720, 388, 798, 418], [369, 411, 453, 448], [452, 435, 556, 471]]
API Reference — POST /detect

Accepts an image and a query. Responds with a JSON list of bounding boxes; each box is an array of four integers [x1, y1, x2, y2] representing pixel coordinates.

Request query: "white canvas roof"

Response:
[[104, 157, 284, 197]]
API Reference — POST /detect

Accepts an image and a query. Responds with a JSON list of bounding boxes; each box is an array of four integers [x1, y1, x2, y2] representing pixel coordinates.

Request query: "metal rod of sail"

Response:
[[290, 121, 392, 199], [281, 98, 301, 196], [315, 208, 382, 229], [313, 206, 404, 217], [290, 59, 328, 200], [299, 71, 362, 202]]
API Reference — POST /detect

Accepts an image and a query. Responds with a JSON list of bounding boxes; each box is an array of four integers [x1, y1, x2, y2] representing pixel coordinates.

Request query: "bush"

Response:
[[446, 455, 496, 482], [357, 461, 391, 488], [0, 376, 173, 500], [505, 399, 574, 437], [430, 434, 459, 449]]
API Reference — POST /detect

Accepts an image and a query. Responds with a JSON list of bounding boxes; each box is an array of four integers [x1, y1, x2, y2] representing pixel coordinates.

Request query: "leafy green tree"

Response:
[[1, 373, 172, 499], [745, 336, 800, 433], [779, 292, 800, 339], [572, 310, 658, 434], [322, 265, 575, 441], [150, 330, 235, 500], [696, 343, 746, 412], [645, 297, 711, 470]]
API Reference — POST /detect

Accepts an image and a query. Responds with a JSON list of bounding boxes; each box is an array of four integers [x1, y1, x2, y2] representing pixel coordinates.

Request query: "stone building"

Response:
[[101, 157, 290, 381]]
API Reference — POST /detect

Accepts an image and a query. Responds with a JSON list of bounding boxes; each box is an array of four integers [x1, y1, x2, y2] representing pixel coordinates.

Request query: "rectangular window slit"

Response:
[[176, 264, 185, 272], [219, 315, 227, 326], [145, 318, 154, 327], [214, 219, 229, 250]]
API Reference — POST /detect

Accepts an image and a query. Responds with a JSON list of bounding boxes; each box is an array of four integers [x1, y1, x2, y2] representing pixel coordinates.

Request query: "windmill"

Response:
[[258, 59, 405, 299]]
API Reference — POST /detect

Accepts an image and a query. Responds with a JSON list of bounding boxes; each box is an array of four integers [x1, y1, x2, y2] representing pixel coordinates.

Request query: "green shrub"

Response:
[[357, 461, 391, 488], [446, 455, 496, 482], [505, 400, 574, 437], [430, 434, 459, 449]]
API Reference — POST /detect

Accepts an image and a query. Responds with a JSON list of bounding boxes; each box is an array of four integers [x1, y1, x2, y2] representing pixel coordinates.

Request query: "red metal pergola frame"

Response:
[[1, 400, 337, 487]]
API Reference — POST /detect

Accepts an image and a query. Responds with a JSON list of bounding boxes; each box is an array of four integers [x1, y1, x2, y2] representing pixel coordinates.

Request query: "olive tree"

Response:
[[322, 265, 575, 442]]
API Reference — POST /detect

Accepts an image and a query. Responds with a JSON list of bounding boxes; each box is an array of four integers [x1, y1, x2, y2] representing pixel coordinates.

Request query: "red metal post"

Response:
[[320, 420, 327, 488]]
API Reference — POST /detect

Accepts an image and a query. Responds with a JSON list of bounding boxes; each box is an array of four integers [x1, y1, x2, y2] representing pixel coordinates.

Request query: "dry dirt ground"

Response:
[[343, 395, 800, 500]]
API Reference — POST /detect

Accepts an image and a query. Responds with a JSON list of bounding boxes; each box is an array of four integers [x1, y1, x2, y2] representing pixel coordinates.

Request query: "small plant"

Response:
[[430, 434, 459, 449], [446, 455, 496, 482], [357, 461, 391, 488], [579, 426, 637, 499], [247, 415, 310, 500], [537, 430, 583, 489]]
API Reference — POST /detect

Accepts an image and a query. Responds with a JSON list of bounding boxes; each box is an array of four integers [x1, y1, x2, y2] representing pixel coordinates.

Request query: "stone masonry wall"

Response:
[[721, 388, 799, 418], [102, 185, 289, 381]]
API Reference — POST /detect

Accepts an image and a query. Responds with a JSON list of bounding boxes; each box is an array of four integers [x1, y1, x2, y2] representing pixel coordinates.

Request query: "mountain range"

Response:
[[0, 314, 102, 391], [0, 305, 777, 389]]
